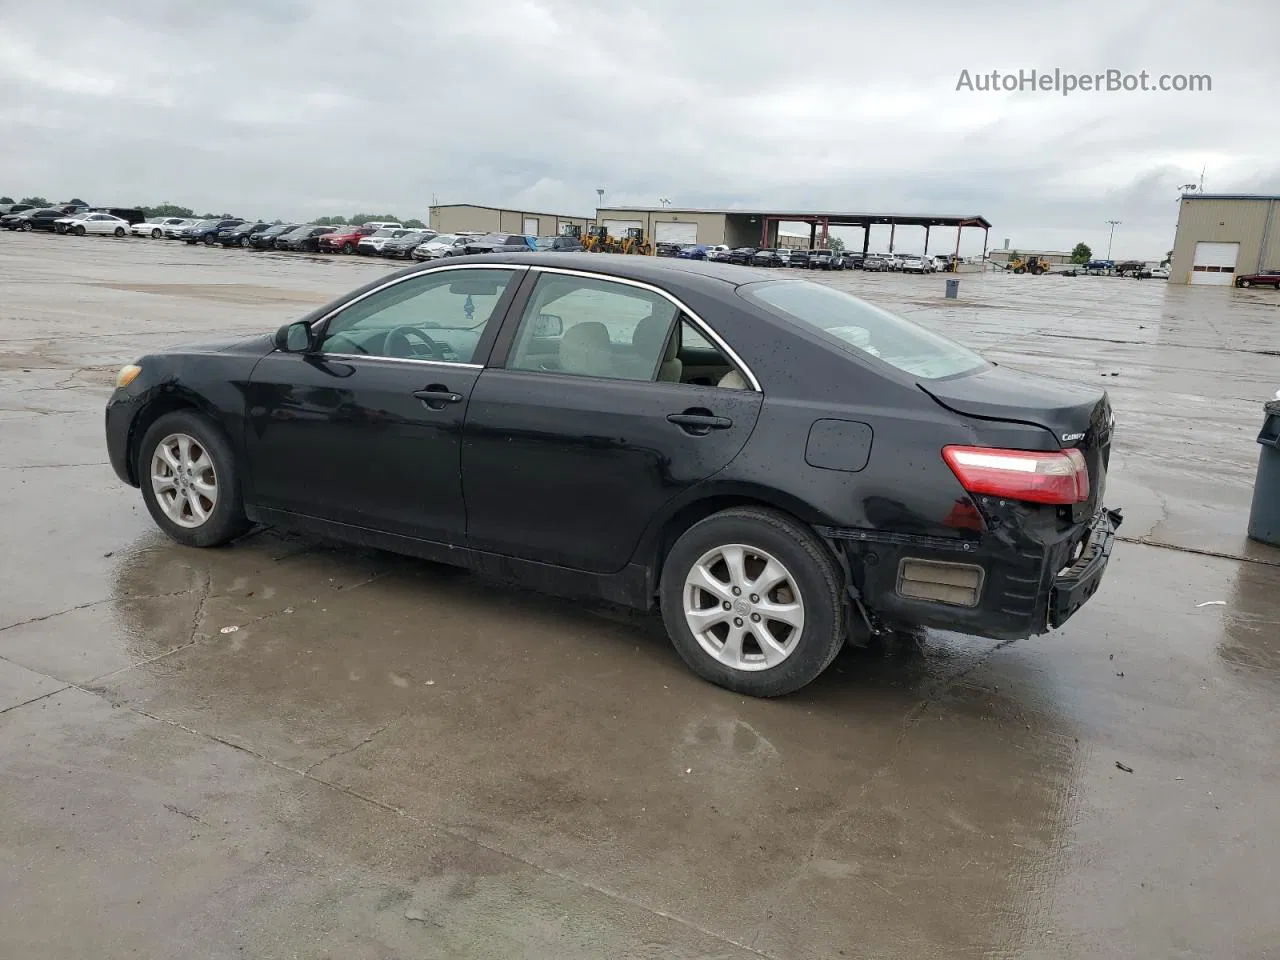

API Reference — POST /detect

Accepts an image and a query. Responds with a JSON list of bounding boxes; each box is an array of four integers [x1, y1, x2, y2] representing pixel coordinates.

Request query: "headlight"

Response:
[[115, 364, 142, 389]]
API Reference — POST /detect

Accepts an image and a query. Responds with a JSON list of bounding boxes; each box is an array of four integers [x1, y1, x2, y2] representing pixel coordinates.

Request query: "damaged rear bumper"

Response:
[[820, 508, 1122, 642]]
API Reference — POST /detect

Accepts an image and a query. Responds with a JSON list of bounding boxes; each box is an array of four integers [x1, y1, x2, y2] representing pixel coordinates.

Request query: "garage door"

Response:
[[603, 219, 643, 238], [1191, 241, 1239, 286], [523, 217, 539, 237], [655, 222, 697, 245]]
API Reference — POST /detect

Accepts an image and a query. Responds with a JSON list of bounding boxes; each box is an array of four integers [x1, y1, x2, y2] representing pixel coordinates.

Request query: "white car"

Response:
[[1149, 266, 1170, 280], [882, 254, 902, 271], [704, 244, 731, 261], [62, 212, 130, 237], [357, 228, 411, 254], [164, 218, 203, 239], [132, 217, 191, 239], [898, 255, 928, 274], [361, 220, 403, 231]]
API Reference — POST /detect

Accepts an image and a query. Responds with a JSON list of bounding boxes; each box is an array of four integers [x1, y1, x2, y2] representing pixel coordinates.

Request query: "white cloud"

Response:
[[0, 0, 1274, 258]]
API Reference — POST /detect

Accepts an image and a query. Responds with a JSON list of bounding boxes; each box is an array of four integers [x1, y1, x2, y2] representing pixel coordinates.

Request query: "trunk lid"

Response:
[[922, 364, 1114, 517]]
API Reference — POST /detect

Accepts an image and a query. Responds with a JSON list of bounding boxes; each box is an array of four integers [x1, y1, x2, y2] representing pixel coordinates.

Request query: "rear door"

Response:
[[461, 270, 762, 573]]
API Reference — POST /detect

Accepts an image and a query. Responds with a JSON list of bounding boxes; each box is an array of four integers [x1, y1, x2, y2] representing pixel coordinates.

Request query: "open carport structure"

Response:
[[594, 205, 992, 256]]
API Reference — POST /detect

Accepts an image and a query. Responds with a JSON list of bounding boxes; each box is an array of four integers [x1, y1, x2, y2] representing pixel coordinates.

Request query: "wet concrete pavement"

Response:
[[2, 234, 1278, 958]]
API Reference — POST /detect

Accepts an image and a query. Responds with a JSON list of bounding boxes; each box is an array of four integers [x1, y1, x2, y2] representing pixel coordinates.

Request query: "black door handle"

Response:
[[667, 412, 733, 434], [413, 386, 464, 408]]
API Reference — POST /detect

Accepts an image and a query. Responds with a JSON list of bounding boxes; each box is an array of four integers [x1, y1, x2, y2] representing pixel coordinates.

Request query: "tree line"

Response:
[[1, 196, 424, 228]]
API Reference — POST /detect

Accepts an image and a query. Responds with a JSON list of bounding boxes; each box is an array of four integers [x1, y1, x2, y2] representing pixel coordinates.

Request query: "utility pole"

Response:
[[595, 188, 604, 212], [1106, 220, 1121, 259]]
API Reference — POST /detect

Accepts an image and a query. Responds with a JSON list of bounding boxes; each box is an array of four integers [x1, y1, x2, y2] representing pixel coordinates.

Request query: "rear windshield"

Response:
[[739, 280, 988, 380]]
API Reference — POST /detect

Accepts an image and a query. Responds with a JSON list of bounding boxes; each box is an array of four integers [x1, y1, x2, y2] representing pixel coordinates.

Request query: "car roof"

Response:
[[405, 251, 779, 289]]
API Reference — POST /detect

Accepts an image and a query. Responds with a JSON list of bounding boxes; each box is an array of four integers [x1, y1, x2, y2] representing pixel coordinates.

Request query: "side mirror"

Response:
[[533, 313, 563, 338], [275, 321, 315, 353]]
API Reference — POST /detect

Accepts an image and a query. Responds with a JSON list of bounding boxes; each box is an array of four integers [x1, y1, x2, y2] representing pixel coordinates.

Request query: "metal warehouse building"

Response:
[[1170, 193, 1280, 285], [428, 204, 592, 238], [595, 206, 992, 255]]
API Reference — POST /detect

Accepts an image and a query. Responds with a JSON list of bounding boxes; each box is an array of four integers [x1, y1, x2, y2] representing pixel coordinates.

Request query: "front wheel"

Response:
[[1240, 279, 1252, 288], [138, 411, 251, 548], [114, 227, 125, 237], [660, 507, 846, 697], [20, 222, 32, 231], [74, 225, 86, 236]]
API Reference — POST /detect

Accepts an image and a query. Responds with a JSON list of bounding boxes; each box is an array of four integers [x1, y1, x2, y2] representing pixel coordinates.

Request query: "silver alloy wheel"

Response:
[[150, 433, 218, 529], [682, 543, 805, 672]]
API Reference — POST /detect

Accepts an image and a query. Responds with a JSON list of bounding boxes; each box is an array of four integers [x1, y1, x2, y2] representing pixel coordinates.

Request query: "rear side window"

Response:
[[740, 280, 988, 380]]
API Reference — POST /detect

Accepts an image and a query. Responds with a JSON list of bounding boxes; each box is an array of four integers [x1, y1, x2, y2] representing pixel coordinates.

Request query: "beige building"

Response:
[[428, 204, 592, 238], [1169, 194, 1280, 285]]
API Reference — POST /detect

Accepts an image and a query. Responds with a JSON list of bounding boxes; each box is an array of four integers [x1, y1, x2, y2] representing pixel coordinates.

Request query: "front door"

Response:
[[462, 271, 762, 573], [244, 266, 521, 543]]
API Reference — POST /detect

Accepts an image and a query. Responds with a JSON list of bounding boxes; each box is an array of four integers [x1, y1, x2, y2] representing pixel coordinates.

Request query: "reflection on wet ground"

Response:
[[1, 236, 1278, 958]]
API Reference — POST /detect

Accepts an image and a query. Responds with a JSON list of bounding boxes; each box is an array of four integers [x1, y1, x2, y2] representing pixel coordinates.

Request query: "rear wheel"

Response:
[[114, 227, 125, 237], [660, 507, 845, 697], [151, 228, 162, 238], [203, 234, 216, 246], [342, 242, 353, 254], [138, 411, 251, 548]]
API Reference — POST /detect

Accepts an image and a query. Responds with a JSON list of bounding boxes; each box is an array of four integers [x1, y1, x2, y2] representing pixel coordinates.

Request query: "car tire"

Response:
[[340, 242, 353, 254], [73, 225, 85, 236], [1239, 279, 1252, 288], [138, 410, 251, 548], [151, 228, 162, 239], [114, 227, 125, 237], [20, 222, 32, 231], [203, 235, 216, 246], [659, 507, 846, 697]]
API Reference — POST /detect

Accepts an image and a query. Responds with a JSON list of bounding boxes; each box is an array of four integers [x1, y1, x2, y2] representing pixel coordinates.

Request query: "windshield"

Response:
[[535, 237, 557, 250], [740, 280, 988, 380], [372, 228, 400, 238]]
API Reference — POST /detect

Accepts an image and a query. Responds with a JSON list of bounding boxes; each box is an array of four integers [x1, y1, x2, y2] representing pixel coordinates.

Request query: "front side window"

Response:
[[740, 279, 987, 380], [319, 268, 516, 363], [506, 275, 680, 381]]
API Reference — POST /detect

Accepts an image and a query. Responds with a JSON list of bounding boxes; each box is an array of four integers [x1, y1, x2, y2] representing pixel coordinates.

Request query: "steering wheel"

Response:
[[381, 326, 445, 360]]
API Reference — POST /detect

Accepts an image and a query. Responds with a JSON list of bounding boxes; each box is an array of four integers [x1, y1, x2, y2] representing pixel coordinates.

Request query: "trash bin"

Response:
[[1247, 399, 1280, 546], [945, 279, 960, 299]]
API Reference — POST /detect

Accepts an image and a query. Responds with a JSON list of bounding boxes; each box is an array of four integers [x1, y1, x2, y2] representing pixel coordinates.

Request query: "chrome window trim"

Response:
[[296, 262, 525, 367], [523, 265, 763, 392], [320, 353, 483, 371]]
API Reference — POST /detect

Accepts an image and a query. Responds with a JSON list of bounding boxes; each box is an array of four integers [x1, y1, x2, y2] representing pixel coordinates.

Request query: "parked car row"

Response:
[[0, 204, 145, 234]]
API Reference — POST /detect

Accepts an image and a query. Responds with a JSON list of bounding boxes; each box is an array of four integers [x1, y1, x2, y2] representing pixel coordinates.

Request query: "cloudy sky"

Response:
[[2, 0, 1275, 258]]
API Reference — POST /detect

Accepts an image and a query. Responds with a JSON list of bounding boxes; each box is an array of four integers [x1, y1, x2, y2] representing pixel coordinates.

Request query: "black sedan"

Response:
[[723, 247, 758, 265], [104, 254, 1119, 697], [380, 229, 438, 259], [751, 249, 785, 268], [274, 225, 334, 252], [3, 208, 66, 232], [218, 221, 270, 247], [248, 223, 300, 249]]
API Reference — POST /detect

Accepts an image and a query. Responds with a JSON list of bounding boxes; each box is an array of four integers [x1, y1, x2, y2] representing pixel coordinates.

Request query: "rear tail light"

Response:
[[943, 445, 1090, 505]]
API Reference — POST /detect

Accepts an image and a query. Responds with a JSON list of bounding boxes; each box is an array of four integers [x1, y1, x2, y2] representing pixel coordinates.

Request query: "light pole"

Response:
[[1105, 220, 1121, 259], [658, 197, 670, 208], [595, 188, 604, 211]]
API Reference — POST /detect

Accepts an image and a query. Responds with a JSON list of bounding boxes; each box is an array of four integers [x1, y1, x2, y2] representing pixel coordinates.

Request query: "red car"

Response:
[[318, 225, 376, 254], [1236, 272, 1280, 289]]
